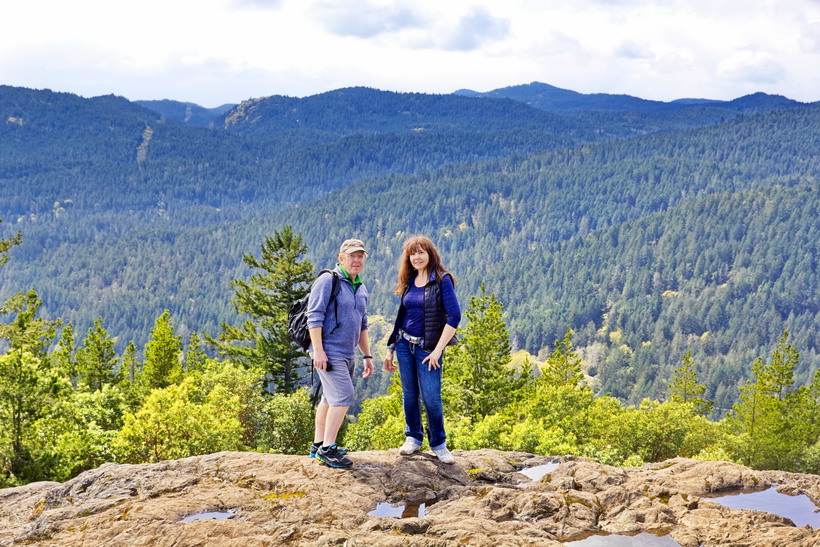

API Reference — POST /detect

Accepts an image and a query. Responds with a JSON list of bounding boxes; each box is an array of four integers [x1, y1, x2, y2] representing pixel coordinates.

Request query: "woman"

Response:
[[383, 235, 461, 464], [307, 238, 374, 469]]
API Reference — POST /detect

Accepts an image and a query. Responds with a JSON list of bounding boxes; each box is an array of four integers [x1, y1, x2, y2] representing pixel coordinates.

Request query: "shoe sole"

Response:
[[399, 445, 422, 455], [316, 456, 352, 469], [310, 449, 347, 458]]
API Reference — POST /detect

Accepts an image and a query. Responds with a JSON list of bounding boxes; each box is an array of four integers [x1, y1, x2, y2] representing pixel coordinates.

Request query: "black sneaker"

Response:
[[309, 443, 348, 458], [316, 444, 353, 468]]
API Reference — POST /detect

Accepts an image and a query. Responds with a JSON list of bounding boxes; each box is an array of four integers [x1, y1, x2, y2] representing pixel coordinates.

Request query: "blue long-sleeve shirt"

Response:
[[401, 272, 461, 338], [306, 265, 368, 359]]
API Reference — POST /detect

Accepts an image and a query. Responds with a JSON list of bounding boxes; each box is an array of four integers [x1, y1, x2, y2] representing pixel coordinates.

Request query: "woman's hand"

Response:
[[422, 348, 443, 371], [383, 350, 397, 373]]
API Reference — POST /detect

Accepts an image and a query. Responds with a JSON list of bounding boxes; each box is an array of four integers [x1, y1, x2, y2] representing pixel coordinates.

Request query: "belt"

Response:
[[399, 329, 424, 346]]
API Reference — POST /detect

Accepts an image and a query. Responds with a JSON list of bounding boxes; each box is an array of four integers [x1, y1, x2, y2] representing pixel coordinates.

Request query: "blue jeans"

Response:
[[395, 339, 447, 450]]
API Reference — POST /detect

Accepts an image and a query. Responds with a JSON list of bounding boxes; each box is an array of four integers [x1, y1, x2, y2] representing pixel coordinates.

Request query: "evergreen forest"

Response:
[[0, 82, 818, 486]]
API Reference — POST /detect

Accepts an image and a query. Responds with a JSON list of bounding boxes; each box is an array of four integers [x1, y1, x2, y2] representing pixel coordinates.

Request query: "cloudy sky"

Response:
[[2, 0, 819, 107]]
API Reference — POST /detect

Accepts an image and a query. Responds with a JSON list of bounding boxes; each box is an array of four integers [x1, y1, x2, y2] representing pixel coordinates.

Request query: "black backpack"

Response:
[[287, 269, 341, 350]]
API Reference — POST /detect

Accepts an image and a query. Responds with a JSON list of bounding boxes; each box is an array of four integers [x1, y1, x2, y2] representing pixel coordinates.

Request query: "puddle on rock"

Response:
[[704, 487, 820, 528], [563, 531, 680, 546], [519, 461, 560, 481], [180, 510, 236, 523], [368, 499, 438, 518]]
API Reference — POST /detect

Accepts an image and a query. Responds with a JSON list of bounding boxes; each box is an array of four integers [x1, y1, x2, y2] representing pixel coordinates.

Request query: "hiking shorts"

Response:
[[316, 357, 355, 407]]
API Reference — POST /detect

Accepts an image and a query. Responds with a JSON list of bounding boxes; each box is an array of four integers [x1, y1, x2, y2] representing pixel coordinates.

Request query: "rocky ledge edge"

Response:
[[1, 449, 819, 546]]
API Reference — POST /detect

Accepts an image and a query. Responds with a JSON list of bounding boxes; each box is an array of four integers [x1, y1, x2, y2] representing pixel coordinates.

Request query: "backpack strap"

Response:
[[317, 269, 342, 335]]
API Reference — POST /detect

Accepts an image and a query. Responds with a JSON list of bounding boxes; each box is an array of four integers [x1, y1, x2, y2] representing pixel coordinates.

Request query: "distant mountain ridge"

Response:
[[219, 86, 581, 135], [135, 99, 235, 127], [454, 81, 806, 114]]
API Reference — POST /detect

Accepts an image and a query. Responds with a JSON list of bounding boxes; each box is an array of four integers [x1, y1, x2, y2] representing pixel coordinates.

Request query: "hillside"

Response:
[[274, 105, 820, 409], [1, 84, 818, 412]]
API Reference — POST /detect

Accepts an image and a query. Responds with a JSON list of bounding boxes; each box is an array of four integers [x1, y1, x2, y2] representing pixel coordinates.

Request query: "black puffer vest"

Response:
[[388, 273, 457, 352]]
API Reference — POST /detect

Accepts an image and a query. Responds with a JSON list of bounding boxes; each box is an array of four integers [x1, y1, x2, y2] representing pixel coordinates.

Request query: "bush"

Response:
[[113, 380, 244, 463], [256, 388, 315, 454]]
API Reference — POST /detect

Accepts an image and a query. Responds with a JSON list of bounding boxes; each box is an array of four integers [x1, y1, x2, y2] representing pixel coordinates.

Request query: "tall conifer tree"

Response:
[[208, 226, 314, 392], [541, 327, 584, 387], [668, 350, 713, 415], [445, 283, 514, 418], [76, 318, 118, 392], [141, 310, 183, 390]]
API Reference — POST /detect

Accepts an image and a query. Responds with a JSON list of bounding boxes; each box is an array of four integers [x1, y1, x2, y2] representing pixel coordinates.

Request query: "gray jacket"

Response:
[[306, 265, 368, 359]]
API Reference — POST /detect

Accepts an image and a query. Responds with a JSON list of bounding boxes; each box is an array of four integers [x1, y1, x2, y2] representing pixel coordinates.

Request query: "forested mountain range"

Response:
[[455, 81, 809, 113], [1, 83, 817, 412]]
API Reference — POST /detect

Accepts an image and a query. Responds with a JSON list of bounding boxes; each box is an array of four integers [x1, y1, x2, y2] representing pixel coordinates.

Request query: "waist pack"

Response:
[[287, 269, 341, 350]]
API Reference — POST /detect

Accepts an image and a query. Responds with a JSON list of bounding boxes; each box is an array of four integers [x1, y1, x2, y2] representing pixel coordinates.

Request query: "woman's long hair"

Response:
[[394, 235, 456, 295]]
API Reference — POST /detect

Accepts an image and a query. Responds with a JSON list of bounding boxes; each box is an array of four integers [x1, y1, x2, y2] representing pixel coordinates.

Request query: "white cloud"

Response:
[[615, 40, 654, 59], [232, 0, 285, 9], [314, 0, 426, 38], [717, 51, 786, 85], [442, 6, 511, 51], [799, 20, 820, 52]]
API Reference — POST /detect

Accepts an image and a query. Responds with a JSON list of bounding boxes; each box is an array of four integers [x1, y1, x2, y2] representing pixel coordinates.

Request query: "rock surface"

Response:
[[1, 450, 819, 546]]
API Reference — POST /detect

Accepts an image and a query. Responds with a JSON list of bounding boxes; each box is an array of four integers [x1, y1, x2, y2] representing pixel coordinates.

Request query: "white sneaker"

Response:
[[399, 438, 422, 455], [433, 447, 455, 464]]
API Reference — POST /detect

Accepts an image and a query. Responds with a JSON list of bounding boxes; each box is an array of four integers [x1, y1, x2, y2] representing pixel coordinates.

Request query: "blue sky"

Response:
[[2, 0, 819, 107]]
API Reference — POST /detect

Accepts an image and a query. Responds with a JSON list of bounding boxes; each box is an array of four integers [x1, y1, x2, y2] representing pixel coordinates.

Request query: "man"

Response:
[[307, 238, 374, 468]]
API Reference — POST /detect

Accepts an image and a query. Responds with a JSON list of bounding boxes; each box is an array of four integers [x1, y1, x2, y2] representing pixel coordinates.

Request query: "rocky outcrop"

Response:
[[1, 450, 818, 546]]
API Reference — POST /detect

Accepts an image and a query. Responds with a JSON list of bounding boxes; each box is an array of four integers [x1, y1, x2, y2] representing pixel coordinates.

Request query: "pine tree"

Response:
[[767, 331, 798, 401], [729, 356, 777, 467], [445, 283, 514, 418], [208, 226, 314, 392], [184, 331, 208, 373], [0, 218, 22, 267], [52, 323, 78, 383], [0, 290, 64, 484], [141, 310, 183, 390], [728, 333, 802, 469], [76, 318, 118, 392], [118, 341, 138, 383], [0, 290, 60, 356], [541, 327, 584, 387], [668, 350, 713, 415]]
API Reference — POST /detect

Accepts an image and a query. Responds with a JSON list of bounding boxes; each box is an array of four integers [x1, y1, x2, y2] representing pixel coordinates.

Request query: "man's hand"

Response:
[[362, 357, 374, 378], [313, 348, 328, 371]]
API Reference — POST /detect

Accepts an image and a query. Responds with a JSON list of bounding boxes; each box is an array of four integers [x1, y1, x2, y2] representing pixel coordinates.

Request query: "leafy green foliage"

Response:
[[0, 290, 65, 484], [31, 384, 127, 480], [541, 328, 584, 387], [255, 389, 316, 454], [113, 378, 245, 463], [346, 375, 405, 451]]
